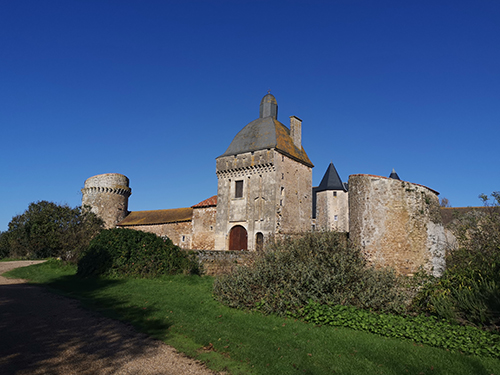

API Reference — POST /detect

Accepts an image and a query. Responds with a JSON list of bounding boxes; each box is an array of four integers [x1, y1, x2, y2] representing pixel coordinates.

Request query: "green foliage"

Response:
[[10, 261, 500, 374], [413, 192, 500, 329], [77, 228, 201, 277], [0, 201, 103, 262], [213, 231, 405, 316], [296, 302, 500, 358]]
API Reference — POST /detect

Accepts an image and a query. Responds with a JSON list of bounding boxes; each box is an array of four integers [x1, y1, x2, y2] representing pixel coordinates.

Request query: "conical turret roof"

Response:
[[389, 168, 400, 180], [316, 162, 346, 192]]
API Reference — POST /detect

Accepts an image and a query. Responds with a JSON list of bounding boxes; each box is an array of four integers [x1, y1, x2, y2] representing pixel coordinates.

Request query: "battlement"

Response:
[[81, 173, 131, 229], [81, 186, 131, 197]]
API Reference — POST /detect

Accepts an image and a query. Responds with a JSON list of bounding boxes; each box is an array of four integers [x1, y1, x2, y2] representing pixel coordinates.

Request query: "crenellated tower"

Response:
[[81, 173, 132, 228]]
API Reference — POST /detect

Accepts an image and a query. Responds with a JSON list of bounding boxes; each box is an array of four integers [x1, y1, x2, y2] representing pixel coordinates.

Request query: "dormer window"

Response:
[[235, 180, 243, 198]]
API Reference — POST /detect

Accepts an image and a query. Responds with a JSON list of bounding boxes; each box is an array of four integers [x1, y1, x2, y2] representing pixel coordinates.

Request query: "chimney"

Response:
[[290, 116, 302, 149]]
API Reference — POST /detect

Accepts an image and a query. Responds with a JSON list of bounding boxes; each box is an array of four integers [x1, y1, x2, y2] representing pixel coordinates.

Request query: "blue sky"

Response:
[[1, 0, 499, 231]]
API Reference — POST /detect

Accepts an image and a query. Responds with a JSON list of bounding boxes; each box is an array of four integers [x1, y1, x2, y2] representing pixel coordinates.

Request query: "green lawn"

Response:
[[5, 260, 500, 375]]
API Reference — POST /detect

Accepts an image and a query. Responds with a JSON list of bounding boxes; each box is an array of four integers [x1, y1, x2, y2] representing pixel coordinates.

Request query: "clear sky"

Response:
[[1, 0, 499, 231]]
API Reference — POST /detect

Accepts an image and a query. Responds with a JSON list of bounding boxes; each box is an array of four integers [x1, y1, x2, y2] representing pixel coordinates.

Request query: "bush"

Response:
[[77, 228, 201, 278], [213, 231, 405, 316], [413, 192, 500, 330], [0, 201, 103, 262]]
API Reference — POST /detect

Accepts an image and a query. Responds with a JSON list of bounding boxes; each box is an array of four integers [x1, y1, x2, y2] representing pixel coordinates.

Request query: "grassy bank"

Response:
[[5, 260, 500, 375]]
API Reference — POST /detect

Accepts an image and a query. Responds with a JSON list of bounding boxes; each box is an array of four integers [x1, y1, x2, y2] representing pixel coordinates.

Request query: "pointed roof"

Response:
[[218, 94, 313, 168], [316, 162, 346, 192], [389, 168, 401, 180], [191, 195, 217, 208]]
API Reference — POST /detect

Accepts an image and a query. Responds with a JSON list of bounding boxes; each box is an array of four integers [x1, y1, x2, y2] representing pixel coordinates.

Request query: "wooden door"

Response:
[[229, 225, 248, 250]]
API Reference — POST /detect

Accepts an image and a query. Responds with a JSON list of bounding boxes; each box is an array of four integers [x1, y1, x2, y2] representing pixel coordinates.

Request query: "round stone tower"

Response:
[[81, 173, 132, 229]]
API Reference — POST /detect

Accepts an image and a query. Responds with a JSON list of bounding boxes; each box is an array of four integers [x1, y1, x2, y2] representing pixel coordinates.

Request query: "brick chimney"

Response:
[[290, 116, 302, 149]]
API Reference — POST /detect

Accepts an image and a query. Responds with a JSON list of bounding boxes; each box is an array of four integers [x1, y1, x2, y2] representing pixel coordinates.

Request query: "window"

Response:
[[334, 215, 338, 221], [235, 180, 243, 198], [333, 192, 337, 197]]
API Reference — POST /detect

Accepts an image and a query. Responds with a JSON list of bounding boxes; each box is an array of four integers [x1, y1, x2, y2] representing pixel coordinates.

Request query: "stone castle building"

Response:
[[82, 93, 446, 275]]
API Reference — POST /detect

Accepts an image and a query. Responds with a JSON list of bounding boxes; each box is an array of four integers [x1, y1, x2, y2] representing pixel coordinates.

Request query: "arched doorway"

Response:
[[229, 225, 248, 250], [255, 232, 264, 252]]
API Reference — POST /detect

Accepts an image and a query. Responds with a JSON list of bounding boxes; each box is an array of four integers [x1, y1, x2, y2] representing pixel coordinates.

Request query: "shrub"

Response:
[[213, 231, 405, 316], [413, 192, 500, 330], [0, 201, 103, 262], [77, 228, 201, 278]]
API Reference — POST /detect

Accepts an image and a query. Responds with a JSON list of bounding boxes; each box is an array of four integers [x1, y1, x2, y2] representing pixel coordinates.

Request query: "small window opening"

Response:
[[235, 180, 243, 198], [334, 215, 338, 221], [333, 192, 337, 197]]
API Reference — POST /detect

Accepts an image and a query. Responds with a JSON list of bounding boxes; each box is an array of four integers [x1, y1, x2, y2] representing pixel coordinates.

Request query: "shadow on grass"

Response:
[[0, 274, 172, 375]]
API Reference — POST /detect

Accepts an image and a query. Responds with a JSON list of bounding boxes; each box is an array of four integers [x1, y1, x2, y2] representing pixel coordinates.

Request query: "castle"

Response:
[[82, 93, 446, 276]]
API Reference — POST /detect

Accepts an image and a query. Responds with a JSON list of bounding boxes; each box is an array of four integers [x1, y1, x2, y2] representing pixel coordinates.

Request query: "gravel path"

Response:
[[0, 261, 216, 375]]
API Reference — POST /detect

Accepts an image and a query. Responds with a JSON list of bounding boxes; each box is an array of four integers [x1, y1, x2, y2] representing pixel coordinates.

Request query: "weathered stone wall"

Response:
[[215, 149, 278, 250], [192, 250, 254, 275], [315, 190, 349, 232], [192, 206, 216, 250], [349, 174, 445, 276], [120, 222, 193, 249], [215, 149, 312, 250], [81, 173, 131, 229], [275, 152, 312, 234]]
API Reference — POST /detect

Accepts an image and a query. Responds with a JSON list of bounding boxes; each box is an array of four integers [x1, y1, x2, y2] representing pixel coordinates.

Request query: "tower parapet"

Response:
[[81, 173, 132, 228]]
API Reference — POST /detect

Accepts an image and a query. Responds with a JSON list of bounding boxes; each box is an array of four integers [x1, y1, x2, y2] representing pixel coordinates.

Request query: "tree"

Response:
[[440, 197, 451, 207], [414, 192, 500, 329], [0, 201, 103, 262]]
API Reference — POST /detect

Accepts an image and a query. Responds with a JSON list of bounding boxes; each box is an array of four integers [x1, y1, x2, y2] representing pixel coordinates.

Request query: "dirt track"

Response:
[[0, 261, 215, 375]]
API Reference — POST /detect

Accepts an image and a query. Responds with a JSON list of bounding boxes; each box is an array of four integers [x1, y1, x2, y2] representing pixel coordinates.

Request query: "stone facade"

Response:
[[315, 190, 349, 232], [215, 150, 312, 251], [214, 93, 313, 251], [348, 174, 445, 276], [81, 173, 131, 229], [192, 205, 217, 250]]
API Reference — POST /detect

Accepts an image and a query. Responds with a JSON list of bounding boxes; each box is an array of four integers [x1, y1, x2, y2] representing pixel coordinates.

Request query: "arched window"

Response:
[[229, 225, 248, 250], [255, 232, 264, 252]]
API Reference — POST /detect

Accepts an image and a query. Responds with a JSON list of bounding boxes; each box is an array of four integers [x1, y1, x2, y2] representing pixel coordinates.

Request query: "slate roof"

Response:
[[315, 162, 347, 192], [218, 94, 313, 168], [117, 207, 193, 226], [389, 168, 401, 180], [191, 195, 217, 208]]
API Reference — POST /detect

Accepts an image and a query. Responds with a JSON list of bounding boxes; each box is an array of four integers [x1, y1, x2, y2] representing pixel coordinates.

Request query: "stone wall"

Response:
[[215, 149, 312, 250], [215, 149, 278, 250], [315, 190, 349, 232], [81, 173, 131, 229], [192, 250, 254, 275], [275, 152, 313, 234], [192, 206, 216, 250], [121, 221, 193, 249], [348, 174, 445, 276]]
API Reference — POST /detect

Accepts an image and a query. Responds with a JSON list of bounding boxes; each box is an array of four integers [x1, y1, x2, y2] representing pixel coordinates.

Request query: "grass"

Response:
[[5, 259, 500, 375]]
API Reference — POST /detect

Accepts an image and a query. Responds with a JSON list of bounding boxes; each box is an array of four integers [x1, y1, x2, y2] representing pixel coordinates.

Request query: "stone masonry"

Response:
[[348, 174, 446, 276], [81, 173, 131, 229]]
